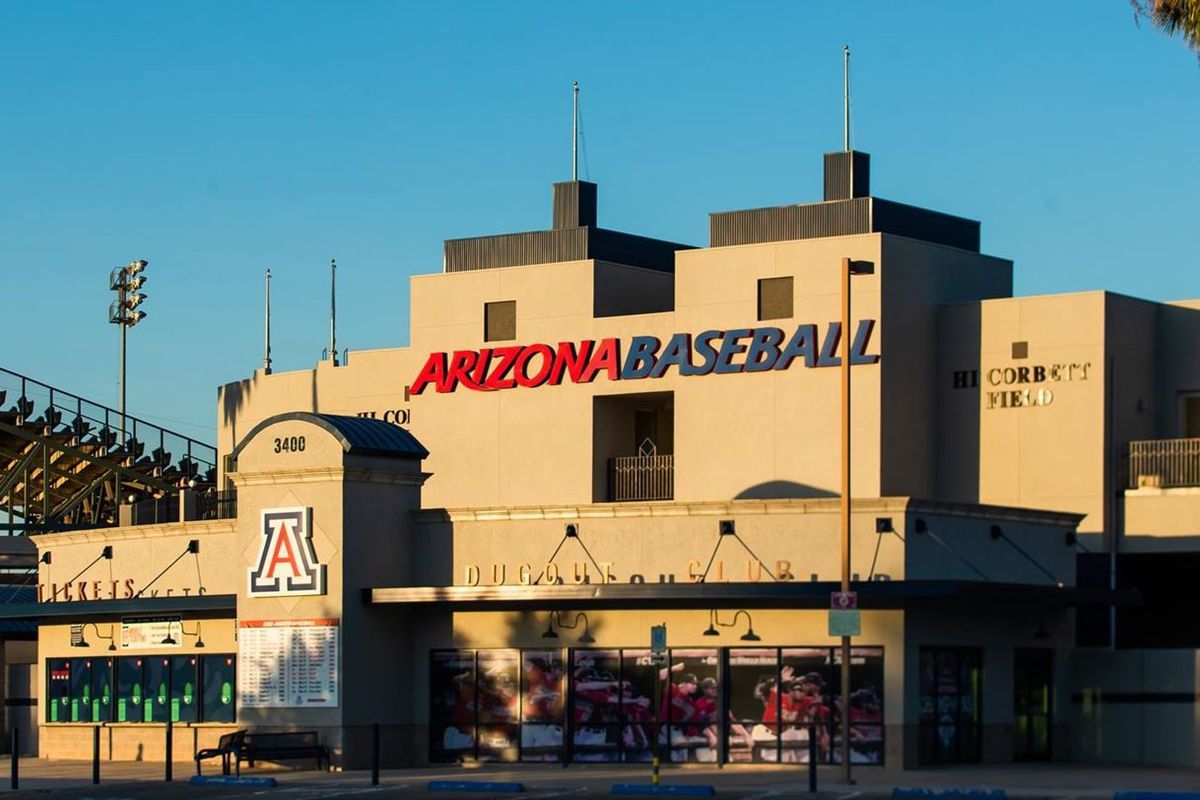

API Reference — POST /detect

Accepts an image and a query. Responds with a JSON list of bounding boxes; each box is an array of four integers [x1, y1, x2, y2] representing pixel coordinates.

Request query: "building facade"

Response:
[[23, 151, 1200, 769]]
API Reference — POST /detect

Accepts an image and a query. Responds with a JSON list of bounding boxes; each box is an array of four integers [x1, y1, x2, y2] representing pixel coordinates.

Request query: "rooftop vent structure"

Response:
[[443, 180, 692, 274], [710, 151, 981, 252]]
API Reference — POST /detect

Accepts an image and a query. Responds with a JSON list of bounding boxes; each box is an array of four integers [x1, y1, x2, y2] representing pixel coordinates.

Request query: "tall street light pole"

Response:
[[108, 260, 149, 441], [841, 256, 873, 784]]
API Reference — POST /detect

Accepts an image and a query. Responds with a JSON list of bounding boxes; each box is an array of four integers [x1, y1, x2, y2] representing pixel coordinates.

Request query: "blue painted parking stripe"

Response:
[[189, 775, 278, 787], [893, 791, 1005, 800], [428, 779, 526, 793], [610, 785, 716, 797]]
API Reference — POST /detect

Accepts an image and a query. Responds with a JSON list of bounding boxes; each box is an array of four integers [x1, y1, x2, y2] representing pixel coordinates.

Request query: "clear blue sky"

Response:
[[2, 1, 1196, 440]]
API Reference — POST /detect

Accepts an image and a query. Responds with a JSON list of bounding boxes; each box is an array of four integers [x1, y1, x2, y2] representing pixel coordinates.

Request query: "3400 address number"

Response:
[[273, 436, 306, 453]]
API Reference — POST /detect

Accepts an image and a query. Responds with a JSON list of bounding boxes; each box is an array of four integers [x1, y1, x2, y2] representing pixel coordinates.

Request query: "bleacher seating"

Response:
[[0, 366, 218, 534]]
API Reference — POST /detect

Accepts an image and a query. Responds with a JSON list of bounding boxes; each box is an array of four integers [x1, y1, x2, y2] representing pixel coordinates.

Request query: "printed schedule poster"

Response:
[[238, 619, 339, 708]]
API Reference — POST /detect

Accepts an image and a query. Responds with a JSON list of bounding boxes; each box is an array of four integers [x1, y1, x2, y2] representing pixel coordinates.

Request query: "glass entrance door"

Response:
[[918, 647, 982, 765], [1013, 648, 1053, 761]]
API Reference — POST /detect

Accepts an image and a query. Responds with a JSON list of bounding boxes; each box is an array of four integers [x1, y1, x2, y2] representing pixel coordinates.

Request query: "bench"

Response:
[[239, 731, 330, 772], [196, 730, 246, 776]]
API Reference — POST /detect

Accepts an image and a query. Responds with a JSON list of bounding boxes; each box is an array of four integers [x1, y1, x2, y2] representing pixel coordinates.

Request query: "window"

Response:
[[757, 277, 793, 321], [430, 646, 885, 765], [1184, 394, 1200, 438], [49, 655, 235, 724], [484, 300, 516, 342]]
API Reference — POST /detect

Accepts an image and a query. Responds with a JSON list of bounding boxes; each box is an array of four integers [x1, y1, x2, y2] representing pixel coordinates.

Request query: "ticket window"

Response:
[[171, 657, 199, 723], [201, 655, 236, 723], [116, 658, 145, 722], [146, 658, 171, 723], [91, 658, 113, 723]]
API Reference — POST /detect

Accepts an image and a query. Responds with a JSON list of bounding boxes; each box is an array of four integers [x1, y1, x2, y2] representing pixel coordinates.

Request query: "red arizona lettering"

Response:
[[472, 348, 493, 389], [515, 344, 554, 387], [410, 352, 448, 395], [581, 338, 621, 383], [548, 340, 594, 385], [442, 350, 482, 392], [485, 346, 522, 390]]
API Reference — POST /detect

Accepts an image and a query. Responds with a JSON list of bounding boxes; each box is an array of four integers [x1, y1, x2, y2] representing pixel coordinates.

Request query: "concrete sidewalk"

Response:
[[0, 759, 1197, 798]]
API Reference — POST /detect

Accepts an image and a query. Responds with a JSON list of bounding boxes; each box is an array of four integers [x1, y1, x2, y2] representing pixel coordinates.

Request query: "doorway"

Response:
[[917, 647, 982, 765], [1013, 648, 1053, 761]]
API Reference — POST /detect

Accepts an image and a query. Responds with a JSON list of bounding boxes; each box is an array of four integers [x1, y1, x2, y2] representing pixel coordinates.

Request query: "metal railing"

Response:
[[608, 454, 673, 502], [0, 365, 217, 483], [196, 490, 238, 521], [1127, 437, 1200, 489]]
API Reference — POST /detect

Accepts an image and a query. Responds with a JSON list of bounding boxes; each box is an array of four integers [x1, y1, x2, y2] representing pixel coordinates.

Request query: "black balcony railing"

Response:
[[196, 490, 238, 521], [1127, 438, 1200, 489], [608, 454, 673, 502]]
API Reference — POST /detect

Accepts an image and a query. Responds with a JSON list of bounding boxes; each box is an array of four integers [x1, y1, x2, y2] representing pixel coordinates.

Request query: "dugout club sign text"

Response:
[[411, 321, 880, 394]]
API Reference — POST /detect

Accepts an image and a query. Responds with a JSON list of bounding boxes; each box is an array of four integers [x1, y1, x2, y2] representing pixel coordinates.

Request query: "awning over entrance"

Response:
[[0, 593, 236, 621], [366, 580, 1136, 611]]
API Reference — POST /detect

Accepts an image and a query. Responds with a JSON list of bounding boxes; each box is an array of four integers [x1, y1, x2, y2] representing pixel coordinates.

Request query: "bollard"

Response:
[[165, 719, 173, 782], [10, 728, 18, 790], [93, 725, 101, 784], [808, 721, 817, 793], [371, 723, 380, 785]]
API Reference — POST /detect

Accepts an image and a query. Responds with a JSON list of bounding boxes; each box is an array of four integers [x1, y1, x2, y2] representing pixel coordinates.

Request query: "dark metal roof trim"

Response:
[[0, 593, 237, 621], [444, 227, 693, 274], [230, 412, 429, 462], [709, 197, 980, 253], [367, 580, 1136, 612]]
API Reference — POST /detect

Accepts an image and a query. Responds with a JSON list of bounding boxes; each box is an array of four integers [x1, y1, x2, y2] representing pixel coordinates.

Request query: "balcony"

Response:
[[1127, 438, 1200, 489], [608, 454, 674, 502]]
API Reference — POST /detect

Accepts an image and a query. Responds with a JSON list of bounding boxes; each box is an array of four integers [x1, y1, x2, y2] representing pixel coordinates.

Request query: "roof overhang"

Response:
[[366, 580, 1136, 612], [0, 593, 236, 622]]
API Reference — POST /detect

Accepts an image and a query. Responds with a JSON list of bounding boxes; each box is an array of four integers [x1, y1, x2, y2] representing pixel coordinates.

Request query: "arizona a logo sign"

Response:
[[249, 507, 325, 597]]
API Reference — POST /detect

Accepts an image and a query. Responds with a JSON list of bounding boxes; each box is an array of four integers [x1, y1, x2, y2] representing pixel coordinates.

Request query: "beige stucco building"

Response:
[[14, 149, 1200, 770]]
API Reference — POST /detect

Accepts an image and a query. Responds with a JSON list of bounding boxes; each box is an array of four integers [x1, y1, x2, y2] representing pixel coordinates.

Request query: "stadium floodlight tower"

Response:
[[108, 259, 149, 440]]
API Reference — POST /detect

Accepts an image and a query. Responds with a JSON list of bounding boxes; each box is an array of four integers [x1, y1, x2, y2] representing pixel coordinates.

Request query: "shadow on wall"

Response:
[[935, 301, 982, 503], [734, 481, 837, 501]]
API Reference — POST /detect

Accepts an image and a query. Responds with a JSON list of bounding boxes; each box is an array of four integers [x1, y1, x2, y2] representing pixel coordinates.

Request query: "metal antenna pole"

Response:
[[843, 45, 851, 152], [572, 81, 579, 181], [329, 258, 337, 366], [263, 268, 273, 374]]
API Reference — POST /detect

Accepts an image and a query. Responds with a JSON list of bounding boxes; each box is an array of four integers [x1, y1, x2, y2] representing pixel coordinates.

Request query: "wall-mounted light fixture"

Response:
[[161, 620, 206, 648], [875, 517, 894, 534], [135, 540, 201, 598], [62, 545, 115, 587], [72, 622, 117, 651], [701, 609, 760, 642]]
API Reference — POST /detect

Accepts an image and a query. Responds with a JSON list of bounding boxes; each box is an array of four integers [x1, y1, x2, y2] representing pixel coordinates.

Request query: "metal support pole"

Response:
[[840, 256, 853, 785], [651, 665, 661, 785], [371, 722, 380, 785], [808, 721, 817, 792], [10, 728, 18, 789], [93, 725, 100, 784], [119, 316, 126, 442], [165, 719, 173, 781]]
